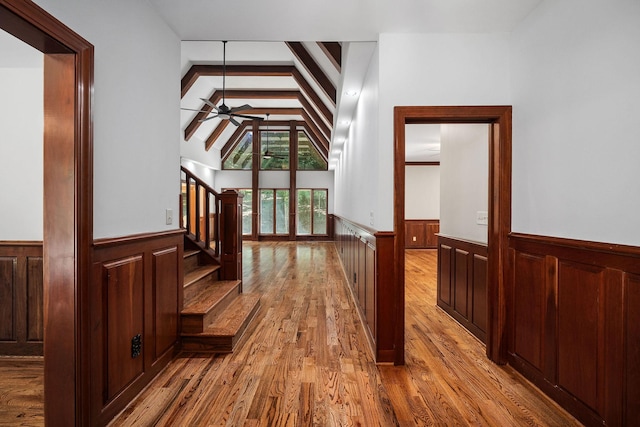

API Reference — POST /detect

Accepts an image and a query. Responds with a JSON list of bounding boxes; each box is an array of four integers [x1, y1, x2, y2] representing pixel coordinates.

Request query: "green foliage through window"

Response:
[[223, 132, 253, 170], [297, 189, 327, 235], [298, 131, 327, 170]]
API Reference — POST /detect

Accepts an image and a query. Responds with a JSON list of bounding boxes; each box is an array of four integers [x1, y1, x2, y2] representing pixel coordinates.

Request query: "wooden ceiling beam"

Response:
[[317, 42, 341, 72], [181, 65, 333, 125], [204, 120, 230, 151], [286, 42, 336, 106]]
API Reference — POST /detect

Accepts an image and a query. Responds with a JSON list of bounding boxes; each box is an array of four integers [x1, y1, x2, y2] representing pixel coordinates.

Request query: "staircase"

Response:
[[181, 241, 260, 353]]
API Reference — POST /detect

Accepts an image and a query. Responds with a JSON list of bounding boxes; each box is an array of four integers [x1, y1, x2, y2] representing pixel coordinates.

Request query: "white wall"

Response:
[[376, 33, 511, 230], [511, 0, 640, 246], [34, 0, 181, 239], [405, 166, 440, 220], [333, 45, 380, 228], [439, 124, 489, 243], [181, 158, 215, 187], [0, 66, 43, 240]]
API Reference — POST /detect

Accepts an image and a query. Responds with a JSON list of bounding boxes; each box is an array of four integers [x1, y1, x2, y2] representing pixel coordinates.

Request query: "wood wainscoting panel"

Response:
[[334, 216, 397, 363], [437, 235, 487, 343], [153, 247, 180, 359], [0, 243, 43, 356], [0, 257, 15, 342], [104, 256, 144, 400], [512, 252, 545, 372], [625, 273, 640, 425], [405, 220, 439, 249], [557, 261, 603, 411], [509, 233, 640, 427], [91, 230, 183, 425]]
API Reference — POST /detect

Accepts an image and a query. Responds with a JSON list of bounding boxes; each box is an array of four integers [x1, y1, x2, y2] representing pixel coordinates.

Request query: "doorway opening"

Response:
[[393, 106, 512, 365], [0, 1, 93, 424]]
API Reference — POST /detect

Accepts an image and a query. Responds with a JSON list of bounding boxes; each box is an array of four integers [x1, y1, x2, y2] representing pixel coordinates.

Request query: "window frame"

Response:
[[296, 188, 328, 236]]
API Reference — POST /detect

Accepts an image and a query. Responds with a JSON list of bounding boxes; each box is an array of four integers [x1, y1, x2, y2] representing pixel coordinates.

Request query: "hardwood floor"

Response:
[[0, 357, 44, 426], [0, 243, 581, 426]]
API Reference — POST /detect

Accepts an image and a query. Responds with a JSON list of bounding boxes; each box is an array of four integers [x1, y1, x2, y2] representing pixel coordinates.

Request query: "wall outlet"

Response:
[[165, 208, 173, 225], [412, 236, 417, 242], [476, 211, 488, 226], [369, 211, 374, 226]]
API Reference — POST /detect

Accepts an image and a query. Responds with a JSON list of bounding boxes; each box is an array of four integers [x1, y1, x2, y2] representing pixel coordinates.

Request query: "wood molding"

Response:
[[0, 2, 95, 424], [394, 105, 512, 365], [93, 229, 185, 249]]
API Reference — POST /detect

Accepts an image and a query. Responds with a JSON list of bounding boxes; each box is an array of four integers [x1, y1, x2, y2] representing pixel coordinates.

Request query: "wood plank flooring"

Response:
[[0, 357, 44, 426], [0, 243, 581, 426]]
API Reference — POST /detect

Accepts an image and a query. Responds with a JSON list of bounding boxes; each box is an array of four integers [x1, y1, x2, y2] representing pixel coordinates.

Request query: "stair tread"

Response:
[[184, 264, 220, 288], [182, 280, 241, 315], [182, 293, 260, 337]]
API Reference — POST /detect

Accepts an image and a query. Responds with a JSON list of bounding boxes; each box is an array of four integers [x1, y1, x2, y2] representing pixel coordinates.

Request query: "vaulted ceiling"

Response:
[[180, 40, 346, 165]]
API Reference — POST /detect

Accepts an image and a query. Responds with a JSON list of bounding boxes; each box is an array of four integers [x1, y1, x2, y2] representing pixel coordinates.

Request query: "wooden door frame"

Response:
[[393, 106, 511, 365], [0, 1, 93, 424]]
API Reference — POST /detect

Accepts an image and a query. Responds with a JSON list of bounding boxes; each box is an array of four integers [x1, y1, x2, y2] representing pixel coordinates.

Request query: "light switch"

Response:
[[476, 211, 488, 226], [166, 209, 173, 225]]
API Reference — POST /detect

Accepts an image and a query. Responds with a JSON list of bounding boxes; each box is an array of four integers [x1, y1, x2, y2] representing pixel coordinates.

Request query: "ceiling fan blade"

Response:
[[229, 117, 241, 127], [232, 113, 264, 121], [181, 107, 211, 113], [199, 98, 221, 113], [229, 104, 252, 113], [198, 114, 220, 122]]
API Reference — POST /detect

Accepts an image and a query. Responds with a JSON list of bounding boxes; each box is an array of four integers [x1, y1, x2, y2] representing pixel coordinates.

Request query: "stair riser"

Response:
[[183, 252, 201, 274], [183, 273, 219, 303], [181, 285, 241, 334]]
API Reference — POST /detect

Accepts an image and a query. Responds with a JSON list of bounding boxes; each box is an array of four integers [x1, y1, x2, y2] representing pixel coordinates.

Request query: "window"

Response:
[[238, 189, 252, 235], [296, 189, 327, 235], [223, 132, 253, 170], [261, 130, 289, 170], [260, 189, 289, 234], [297, 131, 327, 170]]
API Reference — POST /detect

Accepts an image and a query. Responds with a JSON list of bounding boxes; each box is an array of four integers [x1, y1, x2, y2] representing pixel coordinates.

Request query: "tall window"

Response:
[[261, 130, 289, 170], [297, 189, 327, 235], [298, 131, 327, 170], [223, 132, 253, 170], [260, 189, 289, 234], [238, 189, 252, 235]]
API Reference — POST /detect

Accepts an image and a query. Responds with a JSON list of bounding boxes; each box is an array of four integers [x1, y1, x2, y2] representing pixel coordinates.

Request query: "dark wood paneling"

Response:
[[26, 257, 43, 342], [0, 257, 14, 341], [438, 245, 452, 305], [437, 236, 488, 343], [153, 247, 179, 357], [513, 252, 545, 371], [626, 274, 640, 426], [405, 220, 439, 249], [92, 230, 182, 425], [509, 233, 640, 427], [333, 216, 397, 363], [0, 243, 43, 356], [454, 249, 469, 317], [557, 261, 602, 410], [104, 256, 144, 400]]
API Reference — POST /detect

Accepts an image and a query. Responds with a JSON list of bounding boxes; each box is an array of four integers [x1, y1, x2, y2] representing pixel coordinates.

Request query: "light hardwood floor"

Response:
[[0, 242, 581, 426]]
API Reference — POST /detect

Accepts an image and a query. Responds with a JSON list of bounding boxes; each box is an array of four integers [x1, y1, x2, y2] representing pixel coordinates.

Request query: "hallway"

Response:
[[108, 242, 579, 426]]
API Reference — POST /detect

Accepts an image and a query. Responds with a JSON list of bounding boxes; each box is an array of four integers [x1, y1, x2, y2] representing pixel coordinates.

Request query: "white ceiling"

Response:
[[148, 0, 542, 41]]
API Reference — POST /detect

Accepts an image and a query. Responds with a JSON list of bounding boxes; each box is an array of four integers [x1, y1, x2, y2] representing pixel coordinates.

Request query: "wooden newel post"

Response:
[[219, 190, 243, 282]]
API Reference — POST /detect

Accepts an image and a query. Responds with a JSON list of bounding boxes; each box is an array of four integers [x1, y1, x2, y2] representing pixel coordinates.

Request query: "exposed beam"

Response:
[[204, 120, 230, 151], [286, 42, 336, 106], [181, 65, 333, 124], [185, 89, 331, 142], [317, 42, 341, 72]]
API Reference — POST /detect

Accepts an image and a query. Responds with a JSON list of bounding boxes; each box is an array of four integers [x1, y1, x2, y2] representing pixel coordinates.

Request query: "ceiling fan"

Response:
[[182, 41, 263, 126]]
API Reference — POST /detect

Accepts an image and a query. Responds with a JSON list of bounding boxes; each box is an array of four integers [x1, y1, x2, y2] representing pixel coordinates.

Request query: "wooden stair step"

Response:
[[182, 280, 242, 333], [181, 293, 261, 353], [184, 264, 220, 287], [183, 249, 201, 273]]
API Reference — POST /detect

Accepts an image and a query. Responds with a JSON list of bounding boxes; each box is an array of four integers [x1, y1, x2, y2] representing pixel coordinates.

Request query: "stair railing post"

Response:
[[218, 189, 243, 281]]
